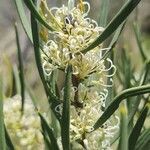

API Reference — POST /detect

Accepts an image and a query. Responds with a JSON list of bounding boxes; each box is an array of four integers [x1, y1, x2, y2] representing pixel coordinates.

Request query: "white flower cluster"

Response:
[[40, 0, 119, 149], [4, 95, 44, 150], [69, 83, 119, 150], [40, 0, 105, 77]]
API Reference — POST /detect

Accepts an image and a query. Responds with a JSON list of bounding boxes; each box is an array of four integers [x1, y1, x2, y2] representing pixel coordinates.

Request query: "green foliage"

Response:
[[135, 129, 150, 150], [129, 104, 150, 150], [81, 0, 142, 54], [15, 23, 25, 112], [39, 113, 59, 150], [94, 84, 150, 130], [1, 0, 150, 149], [23, 0, 54, 31], [118, 104, 128, 150], [14, 0, 33, 43]]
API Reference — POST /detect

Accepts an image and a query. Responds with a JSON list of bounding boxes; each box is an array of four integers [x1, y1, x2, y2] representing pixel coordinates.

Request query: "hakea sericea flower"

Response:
[[4, 95, 44, 150], [40, 0, 119, 149]]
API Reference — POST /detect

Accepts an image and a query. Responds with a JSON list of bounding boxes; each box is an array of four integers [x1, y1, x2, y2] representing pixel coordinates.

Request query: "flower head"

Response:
[[40, 0, 105, 76], [4, 95, 44, 150], [40, 0, 118, 149]]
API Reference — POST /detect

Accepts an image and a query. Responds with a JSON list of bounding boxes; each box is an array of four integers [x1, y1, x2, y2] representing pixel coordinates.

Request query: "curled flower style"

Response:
[[40, 0, 119, 149], [4, 95, 44, 150], [40, 0, 105, 76]]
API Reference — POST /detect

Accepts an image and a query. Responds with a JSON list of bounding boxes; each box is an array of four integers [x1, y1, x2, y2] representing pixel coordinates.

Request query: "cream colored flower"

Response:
[[39, 0, 119, 149], [4, 95, 44, 150], [40, 0, 105, 77]]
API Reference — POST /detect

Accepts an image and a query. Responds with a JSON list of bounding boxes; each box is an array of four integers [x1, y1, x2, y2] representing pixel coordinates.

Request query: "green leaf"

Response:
[[109, 22, 126, 48], [15, 23, 25, 112], [30, 1, 50, 96], [23, 0, 54, 31], [118, 104, 128, 150], [98, 0, 110, 27], [110, 61, 150, 144], [30, 0, 59, 106], [94, 84, 150, 130], [100, 22, 126, 61], [128, 104, 149, 150], [133, 23, 147, 61], [5, 126, 15, 150], [135, 129, 150, 150], [47, 71, 59, 136], [61, 65, 72, 150], [105, 22, 126, 107], [14, 0, 33, 43], [0, 75, 6, 150], [128, 61, 150, 123], [81, 0, 142, 54], [39, 113, 59, 150], [41, 131, 52, 150], [30, 0, 61, 125]]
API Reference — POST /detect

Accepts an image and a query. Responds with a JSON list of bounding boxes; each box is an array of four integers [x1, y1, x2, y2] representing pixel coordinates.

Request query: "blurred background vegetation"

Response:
[[0, 0, 150, 109]]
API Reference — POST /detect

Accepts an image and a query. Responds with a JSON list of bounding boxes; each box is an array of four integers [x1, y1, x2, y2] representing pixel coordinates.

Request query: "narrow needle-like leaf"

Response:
[[30, 0, 50, 96], [101, 21, 126, 61], [31, 0, 60, 125], [23, 0, 54, 31], [111, 61, 150, 145], [135, 129, 150, 150], [129, 104, 149, 150], [14, 0, 33, 43], [133, 23, 147, 61], [118, 104, 128, 150], [94, 84, 150, 130], [81, 0, 142, 54], [39, 113, 59, 150], [61, 65, 72, 150], [128, 61, 150, 123], [30, 1, 59, 102], [15, 23, 25, 112]]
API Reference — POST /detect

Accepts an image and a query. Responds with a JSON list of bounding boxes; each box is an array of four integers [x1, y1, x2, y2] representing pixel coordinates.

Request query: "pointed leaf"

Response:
[[128, 61, 150, 123], [23, 0, 55, 31], [14, 0, 33, 43], [135, 129, 150, 150], [129, 104, 149, 150], [118, 104, 128, 150], [81, 0, 142, 54], [41, 131, 52, 150], [30, 0, 60, 124], [15, 23, 25, 112], [39, 113, 59, 150], [30, 1, 51, 97], [133, 23, 146, 61], [94, 84, 150, 130]]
